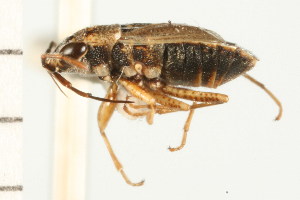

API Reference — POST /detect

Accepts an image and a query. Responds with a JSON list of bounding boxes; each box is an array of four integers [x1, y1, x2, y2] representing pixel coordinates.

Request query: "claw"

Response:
[[168, 144, 185, 152], [120, 169, 145, 186]]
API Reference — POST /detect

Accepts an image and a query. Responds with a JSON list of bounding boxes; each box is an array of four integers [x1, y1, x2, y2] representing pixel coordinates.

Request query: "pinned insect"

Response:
[[41, 23, 282, 186]]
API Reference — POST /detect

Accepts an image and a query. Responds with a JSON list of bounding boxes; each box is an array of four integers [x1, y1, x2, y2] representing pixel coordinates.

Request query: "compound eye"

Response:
[[60, 42, 88, 59]]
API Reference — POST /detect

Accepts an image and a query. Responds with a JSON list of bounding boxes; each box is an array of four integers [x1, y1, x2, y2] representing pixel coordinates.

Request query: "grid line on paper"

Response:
[[0, 117, 23, 123], [0, 185, 23, 192], [0, 49, 23, 55]]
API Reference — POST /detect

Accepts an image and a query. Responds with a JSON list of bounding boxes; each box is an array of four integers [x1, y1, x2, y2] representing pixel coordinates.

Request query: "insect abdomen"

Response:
[[161, 43, 257, 88], [162, 43, 202, 86]]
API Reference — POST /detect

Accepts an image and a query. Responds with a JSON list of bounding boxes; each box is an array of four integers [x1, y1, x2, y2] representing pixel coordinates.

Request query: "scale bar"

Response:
[[0, 49, 23, 55], [0, 117, 23, 123], [0, 185, 23, 192]]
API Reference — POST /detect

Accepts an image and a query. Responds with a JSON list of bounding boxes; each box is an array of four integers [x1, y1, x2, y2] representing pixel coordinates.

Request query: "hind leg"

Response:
[[243, 74, 282, 120], [161, 85, 229, 103]]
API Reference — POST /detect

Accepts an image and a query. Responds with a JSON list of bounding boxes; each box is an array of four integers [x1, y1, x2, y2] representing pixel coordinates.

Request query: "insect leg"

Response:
[[168, 103, 196, 152], [127, 99, 219, 152], [123, 103, 149, 117], [122, 95, 150, 117], [161, 85, 229, 103], [153, 86, 228, 151], [148, 105, 181, 114], [167, 102, 221, 152], [119, 79, 156, 124], [122, 95, 180, 122], [147, 90, 191, 111], [98, 84, 144, 186], [123, 102, 181, 116], [243, 74, 282, 120], [119, 80, 223, 151], [51, 72, 131, 103], [142, 90, 196, 151]]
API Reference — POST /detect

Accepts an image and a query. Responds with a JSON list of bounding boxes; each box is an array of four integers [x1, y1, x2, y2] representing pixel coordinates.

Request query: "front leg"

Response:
[[98, 83, 144, 186]]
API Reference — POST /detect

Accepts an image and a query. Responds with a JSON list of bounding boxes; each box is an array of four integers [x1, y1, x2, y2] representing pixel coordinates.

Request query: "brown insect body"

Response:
[[42, 23, 282, 186], [49, 23, 257, 89]]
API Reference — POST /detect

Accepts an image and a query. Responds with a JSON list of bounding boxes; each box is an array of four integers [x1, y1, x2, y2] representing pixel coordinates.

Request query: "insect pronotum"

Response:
[[41, 23, 282, 186]]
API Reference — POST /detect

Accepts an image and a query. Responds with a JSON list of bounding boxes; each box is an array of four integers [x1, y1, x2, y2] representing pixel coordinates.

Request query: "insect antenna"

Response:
[[48, 71, 68, 98], [48, 71, 134, 104]]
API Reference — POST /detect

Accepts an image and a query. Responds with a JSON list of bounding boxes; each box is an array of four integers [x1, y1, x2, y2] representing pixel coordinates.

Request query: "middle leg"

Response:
[[158, 85, 229, 151]]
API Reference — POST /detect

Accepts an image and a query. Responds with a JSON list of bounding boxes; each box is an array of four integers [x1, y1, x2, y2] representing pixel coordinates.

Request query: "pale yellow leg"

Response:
[[168, 103, 196, 152], [123, 103, 149, 117], [98, 84, 144, 186], [168, 102, 222, 152], [244, 74, 282, 120], [161, 85, 229, 103], [155, 85, 229, 152], [119, 79, 156, 124], [121, 80, 229, 152], [123, 100, 222, 152]]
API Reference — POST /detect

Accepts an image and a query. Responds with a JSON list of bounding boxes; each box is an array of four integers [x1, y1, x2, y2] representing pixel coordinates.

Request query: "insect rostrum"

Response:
[[41, 23, 282, 186]]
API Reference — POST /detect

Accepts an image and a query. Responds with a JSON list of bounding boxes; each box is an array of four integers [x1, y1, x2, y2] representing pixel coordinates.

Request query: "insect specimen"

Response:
[[41, 23, 282, 186]]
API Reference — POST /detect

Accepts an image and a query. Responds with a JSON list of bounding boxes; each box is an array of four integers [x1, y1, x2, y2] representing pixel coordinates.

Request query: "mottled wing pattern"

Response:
[[119, 23, 226, 45]]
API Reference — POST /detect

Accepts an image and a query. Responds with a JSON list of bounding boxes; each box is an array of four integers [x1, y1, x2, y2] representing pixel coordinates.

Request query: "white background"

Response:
[[24, 0, 300, 199]]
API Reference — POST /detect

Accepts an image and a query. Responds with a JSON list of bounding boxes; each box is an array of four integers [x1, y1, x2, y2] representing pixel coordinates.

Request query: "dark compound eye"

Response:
[[60, 42, 88, 59]]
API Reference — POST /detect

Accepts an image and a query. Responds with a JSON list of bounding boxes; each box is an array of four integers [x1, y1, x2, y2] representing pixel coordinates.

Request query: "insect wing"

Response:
[[119, 23, 226, 45]]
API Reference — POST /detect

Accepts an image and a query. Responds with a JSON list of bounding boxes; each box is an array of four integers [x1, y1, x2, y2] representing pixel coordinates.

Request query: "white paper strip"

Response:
[[52, 0, 91, 200]]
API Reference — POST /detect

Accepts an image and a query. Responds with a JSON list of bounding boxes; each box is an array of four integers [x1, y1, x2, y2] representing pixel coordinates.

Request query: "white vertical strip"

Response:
[[52, 0, 91, 200], [0, 0, 22, 200]]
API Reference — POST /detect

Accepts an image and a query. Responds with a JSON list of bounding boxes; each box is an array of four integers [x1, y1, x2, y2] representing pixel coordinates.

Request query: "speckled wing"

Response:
[[119, 23, 226, 45]]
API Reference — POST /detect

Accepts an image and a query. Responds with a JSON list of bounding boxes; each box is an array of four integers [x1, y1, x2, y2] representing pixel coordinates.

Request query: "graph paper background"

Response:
[[0, 0, 22, 200]]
